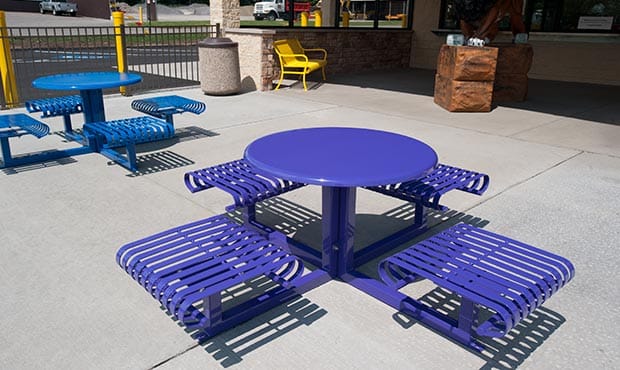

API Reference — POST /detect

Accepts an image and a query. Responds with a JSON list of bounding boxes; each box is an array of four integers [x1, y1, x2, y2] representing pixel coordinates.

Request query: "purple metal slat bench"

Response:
[[116, 214, 311, 336], [131, 95, 206, 125], [83, 116, 174, 171], [378, 223, 574, 350], [24, 95, 83, 134], [366, 163, 489, 224], [184, 158, 307, 220]]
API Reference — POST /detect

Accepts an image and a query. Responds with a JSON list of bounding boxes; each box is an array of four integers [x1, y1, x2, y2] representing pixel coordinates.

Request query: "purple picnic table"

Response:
[[244, 127, 438, 277]]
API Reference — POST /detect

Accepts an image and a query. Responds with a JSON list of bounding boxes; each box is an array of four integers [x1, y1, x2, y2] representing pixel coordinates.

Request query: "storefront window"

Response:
[[439, 0, 620, 33], [247, 0, 413, 28]]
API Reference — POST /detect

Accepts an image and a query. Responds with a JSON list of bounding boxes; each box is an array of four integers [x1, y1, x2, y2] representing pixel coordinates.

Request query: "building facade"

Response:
[[411, 0, 620, 86]]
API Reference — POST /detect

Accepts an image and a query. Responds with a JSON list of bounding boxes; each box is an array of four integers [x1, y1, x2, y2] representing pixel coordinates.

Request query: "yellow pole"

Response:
[[300, 11, 308, 27], [0, 11, 18, 108], [401, 14, 407, 28], [342, 12, 349, 27], [138, 6, 143, 25], [112, 11, 127, 95], [314, 10, 322, 27]]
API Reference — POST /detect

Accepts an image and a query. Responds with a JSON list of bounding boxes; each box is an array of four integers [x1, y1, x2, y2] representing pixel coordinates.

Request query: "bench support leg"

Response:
[[242, 204, 257, 224], [62, 114, 74, 132], [0, 137, 14, 167], [343, 271, 485, 351], [99, 142, 138, 172], [203, 294, 223, 329], [414, 200, 427, 228], [456, 297, 481, 350], [126, 143, 138, 171]]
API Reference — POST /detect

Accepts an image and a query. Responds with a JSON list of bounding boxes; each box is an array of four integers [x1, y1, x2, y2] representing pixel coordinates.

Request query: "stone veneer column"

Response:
[[320, 0, 337, 27], [210, 0, 240, 34], [226, 29, 276, 91]]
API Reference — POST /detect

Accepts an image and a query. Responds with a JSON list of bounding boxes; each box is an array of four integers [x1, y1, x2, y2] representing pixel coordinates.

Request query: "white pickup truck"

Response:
[[39, 0, 78, 16]]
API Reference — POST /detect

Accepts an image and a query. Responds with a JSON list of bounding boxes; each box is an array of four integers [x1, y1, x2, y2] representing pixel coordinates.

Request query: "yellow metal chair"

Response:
[[273, 39, 327, 91]]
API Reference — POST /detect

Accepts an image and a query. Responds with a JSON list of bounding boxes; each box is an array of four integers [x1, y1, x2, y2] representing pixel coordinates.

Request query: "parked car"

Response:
[[39, 0, 78, 16], [253, 0, 311, 21]]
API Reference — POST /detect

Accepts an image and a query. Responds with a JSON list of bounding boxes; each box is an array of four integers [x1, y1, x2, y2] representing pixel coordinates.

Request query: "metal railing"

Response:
[[1, 24, 219, 108]]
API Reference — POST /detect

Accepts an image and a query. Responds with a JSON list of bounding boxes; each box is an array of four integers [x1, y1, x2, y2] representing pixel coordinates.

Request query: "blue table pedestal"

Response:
[[80, 89, 106, 123]]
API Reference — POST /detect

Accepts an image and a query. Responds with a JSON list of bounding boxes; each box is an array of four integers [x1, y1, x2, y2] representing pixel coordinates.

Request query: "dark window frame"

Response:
[[438, 0, 620, 34]]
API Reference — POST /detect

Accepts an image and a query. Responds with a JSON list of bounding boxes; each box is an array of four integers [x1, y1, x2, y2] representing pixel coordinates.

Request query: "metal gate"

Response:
[[1, 24, 218, 108]]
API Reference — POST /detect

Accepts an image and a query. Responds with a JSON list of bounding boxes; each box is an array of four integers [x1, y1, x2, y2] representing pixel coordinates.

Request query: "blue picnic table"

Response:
[[32, 71, 142, 124]]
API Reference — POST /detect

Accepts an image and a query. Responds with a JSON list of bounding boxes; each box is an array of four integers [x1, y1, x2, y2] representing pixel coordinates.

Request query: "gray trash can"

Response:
[[198, 38, 241, 95]]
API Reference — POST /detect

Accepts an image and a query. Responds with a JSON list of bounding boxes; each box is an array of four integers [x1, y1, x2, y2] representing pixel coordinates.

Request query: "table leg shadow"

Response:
[[228, 197, 488, 273]]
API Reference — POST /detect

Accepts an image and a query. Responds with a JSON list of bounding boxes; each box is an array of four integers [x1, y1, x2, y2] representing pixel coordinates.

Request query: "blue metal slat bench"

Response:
[[378, 223, 575, 350], [1, 114, 50, 168], [24, 95, 83, 135], [366, 163, 490, 224], [131, 95, 206, 125], [83, 116, 174, 171], [184, 158, 307, 218], [116, 214, 317, 336]]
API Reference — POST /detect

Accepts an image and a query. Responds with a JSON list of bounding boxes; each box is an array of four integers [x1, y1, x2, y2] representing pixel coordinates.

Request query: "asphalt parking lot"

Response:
[[3, 11, 113, 27]]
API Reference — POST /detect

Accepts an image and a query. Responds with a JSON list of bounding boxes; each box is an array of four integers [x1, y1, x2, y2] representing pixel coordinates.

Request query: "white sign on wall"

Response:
[[577, 16, 614, 30]]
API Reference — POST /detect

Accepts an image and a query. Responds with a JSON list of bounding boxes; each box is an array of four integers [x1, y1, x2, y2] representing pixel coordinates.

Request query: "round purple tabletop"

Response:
[[244, 127, 438, 187], [32, 72, 142, 90]]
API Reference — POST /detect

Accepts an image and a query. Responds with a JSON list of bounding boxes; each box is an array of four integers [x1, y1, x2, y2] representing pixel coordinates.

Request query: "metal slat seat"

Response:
[[0, 113, 50, 139], [379, 223, 574, 348], [131, 95, 206, 124], [366, 163, 490, 211], [83, 116, 174, 171], [116, 214, 305, 332], [25, 95, 83, 118], [84, 116, 174, 148], [25, 95, 83, 134], [184, 159, 307, 211]]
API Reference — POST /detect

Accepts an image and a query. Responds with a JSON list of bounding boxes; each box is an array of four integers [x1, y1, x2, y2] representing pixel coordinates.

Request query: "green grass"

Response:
[[128, 20, 212, 26]]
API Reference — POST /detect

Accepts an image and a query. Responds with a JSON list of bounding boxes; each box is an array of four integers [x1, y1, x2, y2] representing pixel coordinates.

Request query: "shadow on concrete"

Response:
[[152, 274, 327, 367], [1, 155, 78, 175], [124, 150, 195, 176], [198, 294, 327, 367], [393, 289, 567, 370], [328, 68, 620, 126]]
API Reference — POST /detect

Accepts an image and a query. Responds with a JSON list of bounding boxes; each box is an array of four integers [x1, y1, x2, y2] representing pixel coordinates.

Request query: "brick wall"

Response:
[[227, 28, 413, 92], [274, 29, 413, 75]]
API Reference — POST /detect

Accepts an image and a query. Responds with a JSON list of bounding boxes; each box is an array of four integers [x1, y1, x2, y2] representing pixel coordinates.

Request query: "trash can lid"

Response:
[[198, 37, 238, 48]]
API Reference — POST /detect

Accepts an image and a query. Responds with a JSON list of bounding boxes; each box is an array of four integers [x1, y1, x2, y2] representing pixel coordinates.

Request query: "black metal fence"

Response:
[[1, 24, 219, 107]]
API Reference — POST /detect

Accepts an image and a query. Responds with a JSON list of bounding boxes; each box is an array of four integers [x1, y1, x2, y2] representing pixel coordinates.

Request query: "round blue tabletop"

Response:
[[244, 127, 438, 187], [32, 72, 142, 90]]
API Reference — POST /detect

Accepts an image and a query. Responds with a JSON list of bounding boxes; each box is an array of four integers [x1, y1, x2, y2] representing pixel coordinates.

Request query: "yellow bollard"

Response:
[[112, 11, 128, 95], [342, 12, 349, 27], [300, 11, 308, 27], [138, 6, 143, 26], [0, 11, 18, 108], [401, 14, 407, 28], [314, 10, 322, 27]]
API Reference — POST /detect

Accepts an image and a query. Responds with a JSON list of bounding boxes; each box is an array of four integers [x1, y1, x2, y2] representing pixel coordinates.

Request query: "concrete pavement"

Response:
[[0, 69, 618, 369]]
